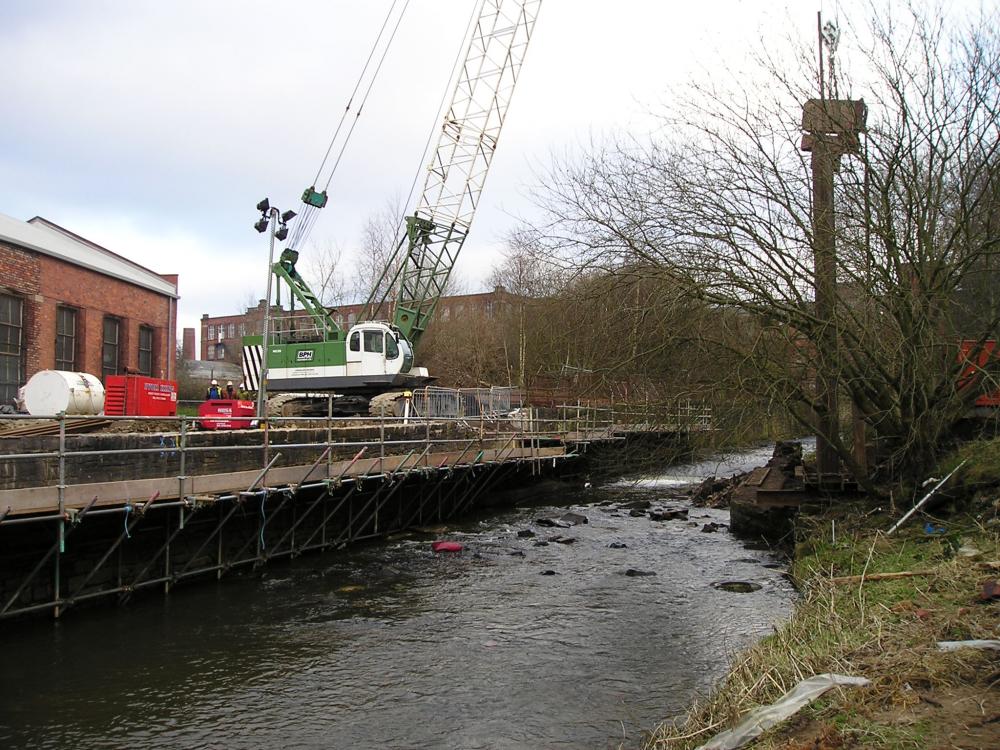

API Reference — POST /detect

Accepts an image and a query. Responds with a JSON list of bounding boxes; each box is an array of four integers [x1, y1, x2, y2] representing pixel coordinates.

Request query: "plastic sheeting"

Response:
[[695, 673, 870, 750], [937, 640, 1000, 651]]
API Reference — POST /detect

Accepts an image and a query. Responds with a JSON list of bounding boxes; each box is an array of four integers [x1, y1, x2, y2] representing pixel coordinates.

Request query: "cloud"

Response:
[[1, 0, 833, 352]]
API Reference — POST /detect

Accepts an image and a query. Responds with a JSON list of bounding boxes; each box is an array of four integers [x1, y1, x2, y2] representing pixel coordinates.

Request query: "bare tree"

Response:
[[354, 194, 407, 311], [527, 4, 1000, 487], [301, 239, 348, 308], [418, 307, 507, 386], [489, 231, 553, 386]]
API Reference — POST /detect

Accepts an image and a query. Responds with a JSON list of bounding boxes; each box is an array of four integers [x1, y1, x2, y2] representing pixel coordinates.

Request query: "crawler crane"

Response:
[[242, 0, 541, 416]]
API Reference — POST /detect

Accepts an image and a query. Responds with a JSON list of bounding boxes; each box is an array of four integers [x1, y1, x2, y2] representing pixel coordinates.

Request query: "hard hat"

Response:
[[226, 381, 233, 386], [211, 379, 218, 385]]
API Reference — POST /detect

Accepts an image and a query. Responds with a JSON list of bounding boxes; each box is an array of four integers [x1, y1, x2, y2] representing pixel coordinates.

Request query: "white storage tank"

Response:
[[22, 371, 105, 417]]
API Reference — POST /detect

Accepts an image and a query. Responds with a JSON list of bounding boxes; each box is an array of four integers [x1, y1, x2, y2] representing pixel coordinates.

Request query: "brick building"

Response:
[[201, 288, 510, 364], [0, 213, 179, 405]]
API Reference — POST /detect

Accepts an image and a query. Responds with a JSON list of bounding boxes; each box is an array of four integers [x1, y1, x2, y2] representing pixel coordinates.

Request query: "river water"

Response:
[[0, 444, 796, 749]]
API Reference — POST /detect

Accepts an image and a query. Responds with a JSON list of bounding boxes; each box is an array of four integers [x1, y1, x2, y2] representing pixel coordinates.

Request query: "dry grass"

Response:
[[642, 498, 1000, 749]]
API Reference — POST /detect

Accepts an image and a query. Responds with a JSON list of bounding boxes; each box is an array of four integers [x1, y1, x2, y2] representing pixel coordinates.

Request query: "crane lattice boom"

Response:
[[366, 0, 540, 345]]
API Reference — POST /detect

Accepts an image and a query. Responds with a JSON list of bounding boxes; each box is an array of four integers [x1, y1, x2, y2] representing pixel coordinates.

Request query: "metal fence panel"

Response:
[[411, 387, 517, 418]]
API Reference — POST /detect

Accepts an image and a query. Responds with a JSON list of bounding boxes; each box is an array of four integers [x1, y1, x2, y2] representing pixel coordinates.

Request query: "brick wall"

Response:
[[0, 243, 43, 379], [0, 240, 177, 394]]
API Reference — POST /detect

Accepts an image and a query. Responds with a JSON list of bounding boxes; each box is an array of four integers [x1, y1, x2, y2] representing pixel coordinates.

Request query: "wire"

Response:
[[311, 0, 402, 187], [259, 494, 267, 551], [321, 0, 411, 193], [289, 0, 412, 254]]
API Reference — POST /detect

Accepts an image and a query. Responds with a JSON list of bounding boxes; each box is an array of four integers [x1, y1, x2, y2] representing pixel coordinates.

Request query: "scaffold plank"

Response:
[[0, 446, 565, 516]]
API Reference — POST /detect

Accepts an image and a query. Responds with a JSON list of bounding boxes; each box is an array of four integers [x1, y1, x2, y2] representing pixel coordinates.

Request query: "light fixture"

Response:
[[275, 224, 289, 242], [281, 209, 297, 223], [256, 198, 270, 213], [254, 217, 268, 233]]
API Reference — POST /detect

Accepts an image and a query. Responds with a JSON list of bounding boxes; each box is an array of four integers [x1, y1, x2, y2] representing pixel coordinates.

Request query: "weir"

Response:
[[0, 401, 711, 621]]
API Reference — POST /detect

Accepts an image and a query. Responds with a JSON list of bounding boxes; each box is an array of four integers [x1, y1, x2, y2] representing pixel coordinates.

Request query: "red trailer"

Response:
[[197, 399, 257, 430], [104, 375, 178, 417]]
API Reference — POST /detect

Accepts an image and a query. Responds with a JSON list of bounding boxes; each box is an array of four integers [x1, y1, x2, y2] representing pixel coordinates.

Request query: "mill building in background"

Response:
[[199, 287, 512, 365]]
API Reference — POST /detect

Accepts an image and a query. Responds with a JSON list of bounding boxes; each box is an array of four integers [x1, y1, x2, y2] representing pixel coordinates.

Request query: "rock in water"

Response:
[[560, 512, 589, 526], [712, 580, 762, 593], [650, 507, 689, 521], [624, 569, 657, 577], [537, 517, 571, 528], [623, 499, 652, 510]]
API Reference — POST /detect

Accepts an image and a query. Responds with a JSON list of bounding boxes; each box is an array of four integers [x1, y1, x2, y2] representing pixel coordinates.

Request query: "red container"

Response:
[[197, 399, 257, 430], [957, 340, 1000, 407], [104, 375, 178, 416]]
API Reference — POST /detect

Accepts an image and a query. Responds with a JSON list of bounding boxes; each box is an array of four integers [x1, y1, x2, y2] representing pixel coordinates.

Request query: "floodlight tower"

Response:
[[253, 199, 297, 417]]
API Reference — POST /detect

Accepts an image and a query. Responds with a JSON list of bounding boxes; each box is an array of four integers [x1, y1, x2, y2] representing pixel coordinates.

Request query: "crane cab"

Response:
[[242, 320, 428, 396], [345, 322, 413, 376]]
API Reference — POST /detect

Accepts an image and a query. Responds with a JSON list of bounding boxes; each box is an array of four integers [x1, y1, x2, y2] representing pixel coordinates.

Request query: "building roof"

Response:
[[0, 211, 178, 298]]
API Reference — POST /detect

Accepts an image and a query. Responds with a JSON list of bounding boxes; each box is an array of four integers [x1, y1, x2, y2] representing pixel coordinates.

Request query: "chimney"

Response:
[[182, 328, 196, 361]]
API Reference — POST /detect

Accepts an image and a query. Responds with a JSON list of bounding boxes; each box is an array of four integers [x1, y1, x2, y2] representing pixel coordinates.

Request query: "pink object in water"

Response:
[[432, 541, 463, 553]]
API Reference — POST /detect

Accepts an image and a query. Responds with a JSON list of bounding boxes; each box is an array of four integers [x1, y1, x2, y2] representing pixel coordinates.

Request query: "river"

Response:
[[0, 443, 797, 749]]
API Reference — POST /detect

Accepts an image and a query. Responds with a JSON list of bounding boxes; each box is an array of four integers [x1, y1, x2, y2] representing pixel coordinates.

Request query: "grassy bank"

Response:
[[644, 446, 1000, 749]]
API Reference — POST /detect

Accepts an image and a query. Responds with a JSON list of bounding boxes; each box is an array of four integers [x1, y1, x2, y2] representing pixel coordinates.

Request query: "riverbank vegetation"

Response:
[[643, 444, 1000, 749], [417, 2, 1000, 490]]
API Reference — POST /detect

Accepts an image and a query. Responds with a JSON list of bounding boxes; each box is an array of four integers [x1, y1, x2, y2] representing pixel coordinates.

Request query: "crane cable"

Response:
[[289, 0, 406, 251], [288, 0, 411, 253], [311, 1, 401, 187], [363, 0, 486, 318]]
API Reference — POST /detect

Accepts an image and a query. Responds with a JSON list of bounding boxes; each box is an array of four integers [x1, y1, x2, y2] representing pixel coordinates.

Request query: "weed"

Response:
[[643, 501, 1000, 750]]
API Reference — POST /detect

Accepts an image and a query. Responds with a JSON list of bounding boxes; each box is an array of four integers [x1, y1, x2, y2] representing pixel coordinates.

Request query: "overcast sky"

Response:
[[1, 1, 845, 344]]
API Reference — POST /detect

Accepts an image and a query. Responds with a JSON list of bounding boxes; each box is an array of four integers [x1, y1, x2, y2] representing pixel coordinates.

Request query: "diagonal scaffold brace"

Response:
[[0, 496, 99, 619]]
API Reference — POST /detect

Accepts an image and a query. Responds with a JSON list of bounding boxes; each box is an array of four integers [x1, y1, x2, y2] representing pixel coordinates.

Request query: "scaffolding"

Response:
[[0, 399, 711, 620]]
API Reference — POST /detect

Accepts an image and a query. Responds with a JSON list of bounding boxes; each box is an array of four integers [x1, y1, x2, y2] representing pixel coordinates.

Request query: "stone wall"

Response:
[[0, 422, 474, 491]]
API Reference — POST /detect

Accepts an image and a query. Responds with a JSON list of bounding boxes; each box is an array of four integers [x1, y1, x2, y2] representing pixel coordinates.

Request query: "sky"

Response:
[[0, 0, 835, 347]]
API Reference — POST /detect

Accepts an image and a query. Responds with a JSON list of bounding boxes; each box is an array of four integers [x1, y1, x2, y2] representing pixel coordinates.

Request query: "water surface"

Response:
[[0, 444, 796, 749]]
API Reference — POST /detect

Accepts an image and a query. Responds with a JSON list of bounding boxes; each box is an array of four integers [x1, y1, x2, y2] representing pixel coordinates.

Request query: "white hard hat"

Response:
[[226, 381, 233, 386], [211, 379, 218, 385]]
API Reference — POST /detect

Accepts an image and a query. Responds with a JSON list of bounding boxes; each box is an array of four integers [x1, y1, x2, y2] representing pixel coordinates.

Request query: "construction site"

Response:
[[5, 0, 1000, 747]]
